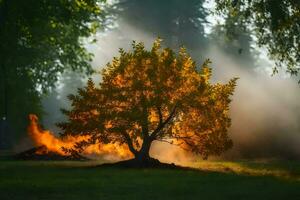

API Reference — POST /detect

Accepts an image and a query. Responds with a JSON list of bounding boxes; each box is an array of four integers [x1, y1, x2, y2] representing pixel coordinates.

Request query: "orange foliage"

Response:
[[56, 39, 237, 159]]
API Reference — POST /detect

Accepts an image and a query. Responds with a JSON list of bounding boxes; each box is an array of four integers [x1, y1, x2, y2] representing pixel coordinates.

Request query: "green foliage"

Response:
[[0, 0, 106, 90], [215, 0, 300, 76], [58, 39, 237, 159], [0, 0, 107, 142]]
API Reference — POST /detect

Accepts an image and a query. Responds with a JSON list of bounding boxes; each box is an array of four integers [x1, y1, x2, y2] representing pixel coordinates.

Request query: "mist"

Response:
[[41, 2, 300, 162], [207, 46, 300, 160], [152, 45, 300, 162]]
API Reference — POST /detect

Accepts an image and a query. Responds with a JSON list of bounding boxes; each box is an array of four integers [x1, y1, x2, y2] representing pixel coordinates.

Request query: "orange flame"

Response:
[[28, 114, 132, 159]]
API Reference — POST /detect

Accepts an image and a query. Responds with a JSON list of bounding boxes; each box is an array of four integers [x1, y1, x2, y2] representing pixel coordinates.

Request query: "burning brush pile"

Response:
[[15, 114, 132, 161]]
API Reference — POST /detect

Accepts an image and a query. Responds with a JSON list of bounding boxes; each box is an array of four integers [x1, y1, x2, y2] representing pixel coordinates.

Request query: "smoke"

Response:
[[150, 142, 197, 165], [206, 46, 300, 160], [40, 14, 300, 162]]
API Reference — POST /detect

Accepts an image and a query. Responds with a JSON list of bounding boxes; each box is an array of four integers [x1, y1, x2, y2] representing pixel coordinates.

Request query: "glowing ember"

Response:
[[28, 114, 132, 158]]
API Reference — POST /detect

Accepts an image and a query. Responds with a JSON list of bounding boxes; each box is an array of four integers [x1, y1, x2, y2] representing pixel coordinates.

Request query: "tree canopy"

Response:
[[215, 0, 300, 76], [0, 0, 106, 90], [0, 0, 107, 143], [58, 39, 237, 161]]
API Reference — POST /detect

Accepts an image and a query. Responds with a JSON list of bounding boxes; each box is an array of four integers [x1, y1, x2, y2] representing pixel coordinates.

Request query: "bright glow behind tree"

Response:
[[58, 39, 238, 161]]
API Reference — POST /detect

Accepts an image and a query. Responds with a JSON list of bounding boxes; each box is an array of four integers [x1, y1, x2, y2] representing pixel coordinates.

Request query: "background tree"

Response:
[[58, 39, 237, 163], [215, 0, 300, 77], [0, 0, 108, 145], [209, 8, 257, 71], [42, 70, 86, 133], [116, 0, 208, 57]]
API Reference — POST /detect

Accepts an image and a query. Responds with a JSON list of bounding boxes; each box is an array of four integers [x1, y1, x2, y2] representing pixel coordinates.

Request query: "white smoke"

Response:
[[42, 17, 300, 162], [206, 46, 300, 160]]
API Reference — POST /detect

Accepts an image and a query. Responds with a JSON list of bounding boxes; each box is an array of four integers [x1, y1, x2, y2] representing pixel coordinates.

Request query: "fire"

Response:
[[28, 114, 132, 158]]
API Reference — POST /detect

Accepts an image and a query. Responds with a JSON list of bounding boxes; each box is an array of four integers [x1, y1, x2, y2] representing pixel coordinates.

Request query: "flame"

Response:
[[28, 114, 132, 158]]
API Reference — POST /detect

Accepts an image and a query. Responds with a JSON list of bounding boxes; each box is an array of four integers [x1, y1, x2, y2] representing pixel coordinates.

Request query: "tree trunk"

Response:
[[134, 137, 153, 162], [0, 58, 10, 150]]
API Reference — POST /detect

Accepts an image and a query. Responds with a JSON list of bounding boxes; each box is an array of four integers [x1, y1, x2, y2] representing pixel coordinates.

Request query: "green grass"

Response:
[[0, 160, 300, 200]]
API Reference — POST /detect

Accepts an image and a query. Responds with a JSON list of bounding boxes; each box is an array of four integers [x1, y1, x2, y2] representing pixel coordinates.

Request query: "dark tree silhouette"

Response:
[[209, 9, 257, 70], [0, 0, 107, 144], [117, 0, 208, 52], [216, 0, 300, 77]]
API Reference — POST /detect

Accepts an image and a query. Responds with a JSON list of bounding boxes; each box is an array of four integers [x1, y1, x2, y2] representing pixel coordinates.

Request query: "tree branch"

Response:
[[150, 104, 177, 139], [140, 95, 149, 138], [156, 106, 163, 125], [122, 132, 138, 156]]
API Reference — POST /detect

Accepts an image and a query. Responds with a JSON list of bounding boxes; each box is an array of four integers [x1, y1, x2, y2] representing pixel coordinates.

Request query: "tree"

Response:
[[209, 9, 256, 70], [42, 70, 86, 133], [215, 0, 300, 77], [58, 39, 237, 163], [117, 0, 208, 53], [0, 0, 107, 144]]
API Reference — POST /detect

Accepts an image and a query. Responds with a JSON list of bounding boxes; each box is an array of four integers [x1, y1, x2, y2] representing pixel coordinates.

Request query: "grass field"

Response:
[[0, 159, 300, 200]]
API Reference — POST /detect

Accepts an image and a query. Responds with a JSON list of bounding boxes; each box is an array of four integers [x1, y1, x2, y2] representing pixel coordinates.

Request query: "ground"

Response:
[[0, 159, 300, 200]]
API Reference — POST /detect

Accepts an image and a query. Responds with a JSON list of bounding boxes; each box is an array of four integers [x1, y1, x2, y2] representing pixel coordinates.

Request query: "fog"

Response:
[[208, 46, 300, 160], [41, 3, 300, 162]]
